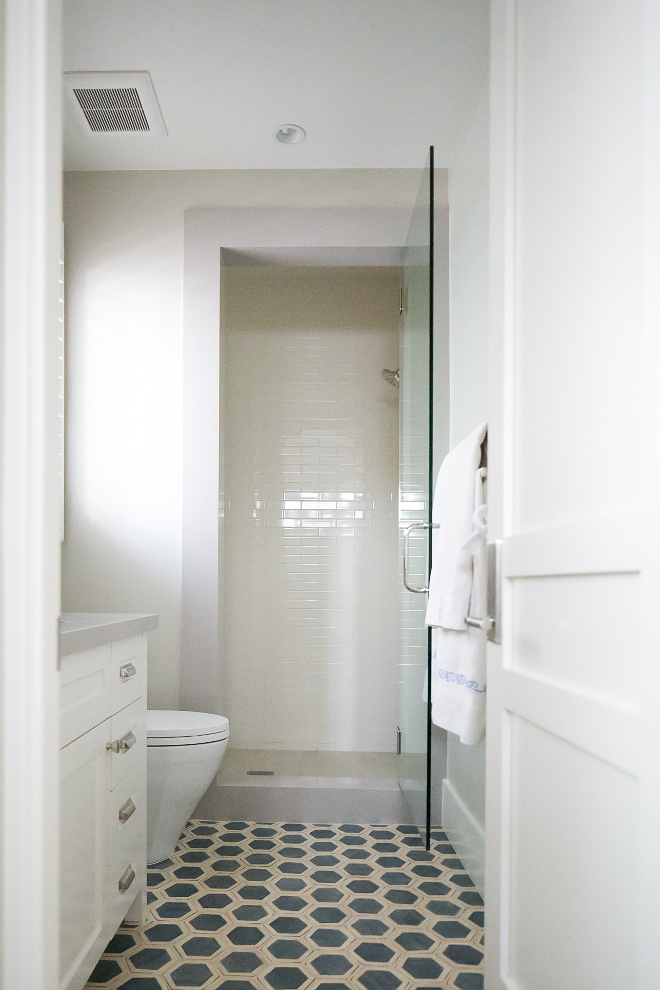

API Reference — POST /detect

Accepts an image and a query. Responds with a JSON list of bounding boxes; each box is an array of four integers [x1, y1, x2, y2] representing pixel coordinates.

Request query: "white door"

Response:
[[486, 1, 660, 988]]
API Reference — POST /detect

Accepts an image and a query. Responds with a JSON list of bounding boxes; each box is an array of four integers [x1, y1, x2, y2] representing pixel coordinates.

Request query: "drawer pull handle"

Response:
[[108, 730, 137, 754], [118, 798, 136, 824], [118, 865, 136, 892], [119, 663, 137, 679]]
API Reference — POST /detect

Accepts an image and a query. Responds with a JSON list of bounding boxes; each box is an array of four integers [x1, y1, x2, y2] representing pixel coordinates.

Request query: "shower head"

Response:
[[381, 368, 400, 388]]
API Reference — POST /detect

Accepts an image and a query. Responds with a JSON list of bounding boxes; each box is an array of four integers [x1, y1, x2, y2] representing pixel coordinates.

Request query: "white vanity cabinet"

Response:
[[59, 614, 156, 990]]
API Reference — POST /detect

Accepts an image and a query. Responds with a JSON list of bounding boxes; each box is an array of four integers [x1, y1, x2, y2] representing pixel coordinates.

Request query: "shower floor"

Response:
[[220, 749, 399, 785], [196, 751, 412, 824], [84, 820, 484, 990]]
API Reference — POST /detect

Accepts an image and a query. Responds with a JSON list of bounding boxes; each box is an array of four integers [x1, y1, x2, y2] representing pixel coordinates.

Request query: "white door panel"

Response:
[[511, 572, 640, 703], [508, 720, 638, 990], [501, 670, 639, 776], [514, 0, 643, 532], [487, 0, 658, 986]]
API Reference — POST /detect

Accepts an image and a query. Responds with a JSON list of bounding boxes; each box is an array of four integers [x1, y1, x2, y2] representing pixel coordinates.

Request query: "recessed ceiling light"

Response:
[[275, 124, 306, 145]]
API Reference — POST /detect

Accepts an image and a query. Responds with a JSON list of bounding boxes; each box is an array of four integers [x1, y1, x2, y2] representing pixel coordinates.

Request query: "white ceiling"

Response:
[[63, 0, 488, 172]]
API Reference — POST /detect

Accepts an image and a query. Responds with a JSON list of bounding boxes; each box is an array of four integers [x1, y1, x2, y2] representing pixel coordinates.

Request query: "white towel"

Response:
[[425, 422, 488, 745], [425, 421, 488, 630], [429, 477, 487, 743]]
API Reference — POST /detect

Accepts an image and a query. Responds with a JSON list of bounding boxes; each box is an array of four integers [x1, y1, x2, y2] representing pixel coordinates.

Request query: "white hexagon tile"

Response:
[[85, 822, 484, 990]]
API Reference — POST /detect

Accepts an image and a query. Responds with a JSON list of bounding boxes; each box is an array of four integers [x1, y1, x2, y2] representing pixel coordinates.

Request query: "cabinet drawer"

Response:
[[111, 635, 146, 715], [107, 828, 146, 934], [109, 698, 146, 791], [60, 644, 112, 748], [109, 761, 145, 866]]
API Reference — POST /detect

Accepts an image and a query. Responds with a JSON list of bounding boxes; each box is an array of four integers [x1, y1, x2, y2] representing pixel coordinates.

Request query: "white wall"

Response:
[[449, 77, 490, 449], [223, 266, 400, 751], [442, 74, 489, 883], [62, 169, 425, 710]]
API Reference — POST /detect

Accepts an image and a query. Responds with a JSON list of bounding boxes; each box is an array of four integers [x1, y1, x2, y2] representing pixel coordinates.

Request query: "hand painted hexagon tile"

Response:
[[85, 822, 484, 990]]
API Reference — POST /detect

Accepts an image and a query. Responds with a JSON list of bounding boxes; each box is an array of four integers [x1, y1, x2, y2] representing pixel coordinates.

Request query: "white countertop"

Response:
[[59, 612, 159, 657]]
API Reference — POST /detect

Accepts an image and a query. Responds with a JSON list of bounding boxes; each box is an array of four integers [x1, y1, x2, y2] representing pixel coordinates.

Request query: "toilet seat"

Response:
[[147, 709, 230, 747]]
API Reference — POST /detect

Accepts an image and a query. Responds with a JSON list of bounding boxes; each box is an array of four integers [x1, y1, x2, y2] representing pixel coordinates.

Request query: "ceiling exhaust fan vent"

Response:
[[64, 72, 167, 136], [73, 87, 150, 132]]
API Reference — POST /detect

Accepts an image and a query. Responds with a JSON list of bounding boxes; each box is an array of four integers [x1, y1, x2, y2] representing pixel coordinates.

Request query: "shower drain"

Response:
[[247, 770, 275, 776]]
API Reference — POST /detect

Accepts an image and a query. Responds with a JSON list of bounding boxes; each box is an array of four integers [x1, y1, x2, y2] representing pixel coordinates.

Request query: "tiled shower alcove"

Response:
[[85, 821, 484, 990]]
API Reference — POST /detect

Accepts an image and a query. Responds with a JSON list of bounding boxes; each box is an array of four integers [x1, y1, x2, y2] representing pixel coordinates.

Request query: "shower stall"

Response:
[[216, 262, 402, 821], [183, 154, 435, 839]]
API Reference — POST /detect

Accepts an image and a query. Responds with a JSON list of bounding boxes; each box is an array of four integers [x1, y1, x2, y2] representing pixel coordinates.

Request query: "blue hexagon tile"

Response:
[[85, 823, 484, 990]]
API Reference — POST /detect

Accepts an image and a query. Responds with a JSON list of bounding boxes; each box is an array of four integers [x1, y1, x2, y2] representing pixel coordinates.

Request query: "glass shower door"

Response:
[[397, 148, 434, 846]]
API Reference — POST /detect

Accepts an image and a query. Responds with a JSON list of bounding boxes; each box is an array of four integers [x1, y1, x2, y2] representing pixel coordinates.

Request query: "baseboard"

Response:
[[441, 778, 485, 895], [194, 780, 415, 824]]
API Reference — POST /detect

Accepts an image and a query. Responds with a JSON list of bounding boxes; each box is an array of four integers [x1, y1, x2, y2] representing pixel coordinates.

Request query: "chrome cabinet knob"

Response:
[[118, 865, 135, 892], [118, 797, 136, 824], [107, 730, 137, 754], [119, 663, 137, 679]]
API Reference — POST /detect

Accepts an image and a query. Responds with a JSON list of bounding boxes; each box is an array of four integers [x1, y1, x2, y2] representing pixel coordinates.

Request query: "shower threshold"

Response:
[[193, 748, 415, 824]]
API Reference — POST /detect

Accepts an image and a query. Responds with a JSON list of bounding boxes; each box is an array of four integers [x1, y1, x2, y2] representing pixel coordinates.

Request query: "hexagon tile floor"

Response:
[[85, 821, 484, 990]]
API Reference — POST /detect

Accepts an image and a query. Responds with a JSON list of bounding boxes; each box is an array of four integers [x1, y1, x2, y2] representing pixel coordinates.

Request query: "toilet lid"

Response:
[[147, 710, 229, 739]]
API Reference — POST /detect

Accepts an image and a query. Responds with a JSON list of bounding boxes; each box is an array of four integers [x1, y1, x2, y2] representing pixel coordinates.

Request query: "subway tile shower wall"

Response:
[[223, 267, 401, 751]]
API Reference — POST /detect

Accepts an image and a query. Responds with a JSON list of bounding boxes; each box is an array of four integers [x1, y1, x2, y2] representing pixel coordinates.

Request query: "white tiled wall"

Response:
[[222, 266, 401, 751]]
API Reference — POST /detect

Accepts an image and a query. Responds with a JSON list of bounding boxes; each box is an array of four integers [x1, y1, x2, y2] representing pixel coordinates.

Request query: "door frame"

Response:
[[2, 0, 63, 986]]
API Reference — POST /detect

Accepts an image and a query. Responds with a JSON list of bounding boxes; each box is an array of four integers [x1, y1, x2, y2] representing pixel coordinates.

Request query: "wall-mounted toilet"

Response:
[[146, 710, 229, 865]]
